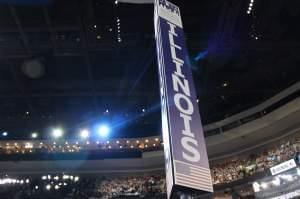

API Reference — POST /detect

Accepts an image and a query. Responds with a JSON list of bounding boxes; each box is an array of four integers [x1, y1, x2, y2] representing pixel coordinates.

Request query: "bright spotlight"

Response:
[[2, 132, 8, 137], [31, 132, 38, 139], [80, 129, 89, 139], [52, 128, 63, 138], [98, 125, 110, 138], [46, 184, 51, 190]]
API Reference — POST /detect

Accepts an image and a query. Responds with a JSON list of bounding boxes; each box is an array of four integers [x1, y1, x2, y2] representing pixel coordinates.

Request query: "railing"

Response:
[[203, 82, 300, 137]]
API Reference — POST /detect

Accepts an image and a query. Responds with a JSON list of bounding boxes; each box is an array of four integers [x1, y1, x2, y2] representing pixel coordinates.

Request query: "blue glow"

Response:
[[98, 125, 110, 138], [194, 50, 208, 61]]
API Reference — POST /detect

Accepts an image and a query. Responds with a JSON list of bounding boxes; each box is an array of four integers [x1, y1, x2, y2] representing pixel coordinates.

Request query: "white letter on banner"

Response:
[[172, 74, 191, 97], [174, 93, 194, 115], [168, 23, 184, 65], [181, 136, 200, 162], [180, 113, 194, 138], [167, 22, 178, 36], [173, 60, 184, 78]]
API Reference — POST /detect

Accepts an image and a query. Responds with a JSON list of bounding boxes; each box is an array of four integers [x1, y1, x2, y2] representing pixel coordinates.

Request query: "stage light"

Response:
[[115, 0, 118, 5], [52, 128, 63, 138], [35, 185, 39, 190], [98, 125, 110, 138], [142, 108, 146, 113], [80, 129, 89, 139], [2, 132, 8, 137], [46, 184, 51, 190], [31, 132, 38, 139], [54, 185, 59, 190]]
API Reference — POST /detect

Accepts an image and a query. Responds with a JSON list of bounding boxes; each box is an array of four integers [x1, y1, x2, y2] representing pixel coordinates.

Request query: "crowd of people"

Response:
[[0, 174, 166, 199], [0, 135, 298, 198], [211, 135, 300, 184], [98, 175, 166, 198]]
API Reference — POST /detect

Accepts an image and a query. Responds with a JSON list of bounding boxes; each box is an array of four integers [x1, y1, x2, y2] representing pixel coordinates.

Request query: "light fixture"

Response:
[[98, 125, 110, 138], [222, 82, 228, 87], [31, 132, 38, 139], [2, 132, 8, 137], [115, 0, 118, 5], [52, 128, 63, 138], [46, 184, 51, 190], [80, 129, 89, 139]]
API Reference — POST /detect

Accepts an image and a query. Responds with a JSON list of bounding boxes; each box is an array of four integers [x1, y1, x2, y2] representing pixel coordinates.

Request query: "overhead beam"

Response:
[[9, 5, 32, 55], [42, 6, 58, 51]]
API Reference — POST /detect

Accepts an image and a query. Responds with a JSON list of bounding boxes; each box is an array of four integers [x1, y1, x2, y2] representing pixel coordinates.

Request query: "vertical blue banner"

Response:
[[154, 0, 213, 197]]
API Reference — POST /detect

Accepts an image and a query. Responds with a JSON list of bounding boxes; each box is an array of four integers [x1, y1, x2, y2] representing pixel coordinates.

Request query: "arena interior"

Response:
[[0, 0, 299, 198]]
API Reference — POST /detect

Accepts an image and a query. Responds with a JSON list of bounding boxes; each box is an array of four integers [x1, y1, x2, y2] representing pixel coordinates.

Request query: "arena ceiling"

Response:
[[0, 0, 299, 139]]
